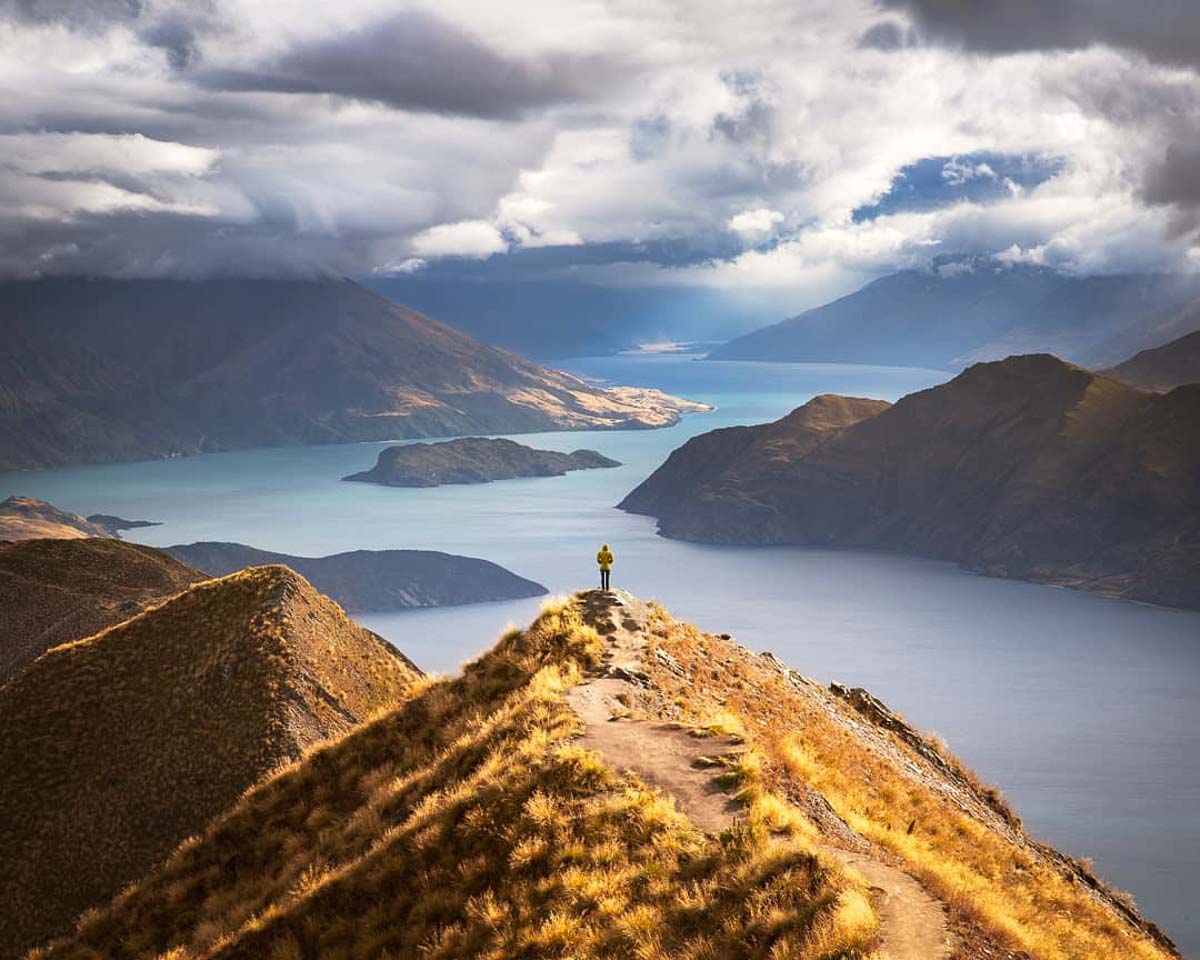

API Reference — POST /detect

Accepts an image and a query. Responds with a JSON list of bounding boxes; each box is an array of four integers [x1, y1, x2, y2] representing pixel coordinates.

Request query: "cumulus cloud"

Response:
[[729, 208, 785, 238], [0, 0, 1197, 290], [411, 220, 508, 258]]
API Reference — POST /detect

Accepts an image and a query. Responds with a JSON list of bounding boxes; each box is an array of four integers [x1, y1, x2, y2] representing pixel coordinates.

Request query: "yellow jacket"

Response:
[[596, 546, 614, 570]]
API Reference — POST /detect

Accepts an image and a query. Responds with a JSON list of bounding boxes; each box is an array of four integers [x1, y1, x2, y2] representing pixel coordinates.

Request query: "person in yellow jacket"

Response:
[[596, 543, 614, 591]]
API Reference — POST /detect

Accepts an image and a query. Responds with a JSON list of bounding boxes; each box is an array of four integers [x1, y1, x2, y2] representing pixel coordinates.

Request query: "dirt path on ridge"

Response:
[[564, 589, 952, 960]]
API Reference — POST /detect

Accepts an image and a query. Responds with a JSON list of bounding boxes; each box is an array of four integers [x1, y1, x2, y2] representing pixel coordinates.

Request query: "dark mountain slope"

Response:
[[0, 566, 421, 957], [708, 259, 1200, 369], [1106, 328, 1200, 390], [0, 537, 205, 686], [0, 277, 701, 471], [164, 541, 547, 610], [622, 355, 1200, 608]]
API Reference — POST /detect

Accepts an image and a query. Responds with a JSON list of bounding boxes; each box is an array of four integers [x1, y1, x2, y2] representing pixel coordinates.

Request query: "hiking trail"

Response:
[[565, 589, 952, 960]]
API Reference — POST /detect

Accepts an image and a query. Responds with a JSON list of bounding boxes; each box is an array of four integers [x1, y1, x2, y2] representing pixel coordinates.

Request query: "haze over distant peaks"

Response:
[[708, 258, 1200, 370]]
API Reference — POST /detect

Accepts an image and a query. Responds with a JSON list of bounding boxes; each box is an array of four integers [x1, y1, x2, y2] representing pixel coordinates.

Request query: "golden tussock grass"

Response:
[[40, 597, 872, 960], [636, 611, 1177, 960], [2, 565, 419, 958]]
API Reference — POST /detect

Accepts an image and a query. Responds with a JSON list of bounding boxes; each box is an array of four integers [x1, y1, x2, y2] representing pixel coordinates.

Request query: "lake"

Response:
[[4, 353, 1198, 955]]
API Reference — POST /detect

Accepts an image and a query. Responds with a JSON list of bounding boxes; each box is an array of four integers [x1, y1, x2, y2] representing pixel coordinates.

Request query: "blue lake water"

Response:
[[4, 354, 1198, 955]]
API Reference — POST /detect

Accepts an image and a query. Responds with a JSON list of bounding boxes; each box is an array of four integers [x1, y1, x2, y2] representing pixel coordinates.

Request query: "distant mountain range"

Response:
[[361, 274, 760, 360], [0, 277, 700, 472], [708, 258, 1200, 370], [622, 353, 1200, 609]]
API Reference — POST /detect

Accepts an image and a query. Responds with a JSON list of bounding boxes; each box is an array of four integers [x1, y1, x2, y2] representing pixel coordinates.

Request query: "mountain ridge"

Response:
[[33, 590, 1178, 960], [0, 565, 421, 957], [0, 277, 702, 472], [163, 541, 548, 610], [622, 353, 1200, 609], [1106, 328, 1200, 391], [707, 260, 1200, 370], [0, 537, 206, 685], [0, 497, 116, 541]]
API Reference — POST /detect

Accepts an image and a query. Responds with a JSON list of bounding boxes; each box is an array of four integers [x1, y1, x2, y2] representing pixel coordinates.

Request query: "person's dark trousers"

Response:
[[601, 569, 610, 590]]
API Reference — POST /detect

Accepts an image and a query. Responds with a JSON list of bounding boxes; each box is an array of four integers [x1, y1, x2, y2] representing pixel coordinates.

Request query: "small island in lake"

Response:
[[344, 437, 621, 488]]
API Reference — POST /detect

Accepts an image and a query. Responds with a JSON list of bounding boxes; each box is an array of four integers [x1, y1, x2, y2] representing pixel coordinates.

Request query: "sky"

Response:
[[2, 0, 1200, 307]]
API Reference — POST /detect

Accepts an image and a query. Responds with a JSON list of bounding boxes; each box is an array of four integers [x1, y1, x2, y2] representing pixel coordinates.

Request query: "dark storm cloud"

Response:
[[1, 0, 142, 28], [1144, 140, 1200, 211], [1043, 60, 1200, 225], [858, 20, 915, 52], [883, 0, 1200, 68], [413, 238, 744, 280], [201, 9, 625, 119], [1, 0, 220, 69]]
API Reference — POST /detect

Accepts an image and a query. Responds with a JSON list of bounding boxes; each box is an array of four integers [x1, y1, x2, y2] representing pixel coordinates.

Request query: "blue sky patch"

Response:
[[852, 152, 1064, 222]]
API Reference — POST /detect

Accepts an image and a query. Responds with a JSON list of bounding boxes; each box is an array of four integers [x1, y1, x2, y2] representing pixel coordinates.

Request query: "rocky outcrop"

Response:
[[164, 541, 547, 611], [622, 354, 1200, 609], [344, 436, 621, 487]]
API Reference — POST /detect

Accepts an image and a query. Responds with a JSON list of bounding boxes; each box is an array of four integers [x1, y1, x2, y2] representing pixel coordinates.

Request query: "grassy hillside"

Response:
[[631, 603, 1177, 960], [36, 596, 871, 960], [0, 498, 114, 542], [0, 566, 420, 957], [32, 592, 1176, 960], [0, 538, 205, 685]]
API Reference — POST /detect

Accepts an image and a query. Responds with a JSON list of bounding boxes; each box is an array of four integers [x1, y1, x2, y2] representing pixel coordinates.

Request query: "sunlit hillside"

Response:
[[32, 591, 1177, 960]]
